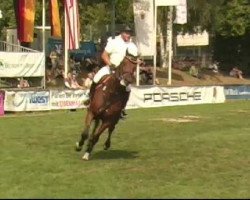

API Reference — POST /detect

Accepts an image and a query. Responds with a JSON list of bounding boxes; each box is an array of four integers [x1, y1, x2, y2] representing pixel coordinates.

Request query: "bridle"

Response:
[[125, 55, 141, 65], [116, 55, 142, 85]]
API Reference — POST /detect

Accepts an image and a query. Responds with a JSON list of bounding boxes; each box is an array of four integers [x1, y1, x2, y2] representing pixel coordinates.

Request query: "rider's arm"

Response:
[[101, 50, 112, 66]]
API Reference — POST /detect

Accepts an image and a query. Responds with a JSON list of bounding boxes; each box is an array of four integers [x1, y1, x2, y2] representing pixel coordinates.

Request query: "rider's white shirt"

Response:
[[105, 35, 130, 67]]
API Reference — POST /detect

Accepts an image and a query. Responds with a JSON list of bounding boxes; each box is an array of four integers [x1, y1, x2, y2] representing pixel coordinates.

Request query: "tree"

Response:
[[216, 0, 250, 37]]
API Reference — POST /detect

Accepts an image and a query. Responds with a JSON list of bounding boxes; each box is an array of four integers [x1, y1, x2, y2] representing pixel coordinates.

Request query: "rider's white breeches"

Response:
[[93, 65, 131, 92], [93, 65, 110, 83]]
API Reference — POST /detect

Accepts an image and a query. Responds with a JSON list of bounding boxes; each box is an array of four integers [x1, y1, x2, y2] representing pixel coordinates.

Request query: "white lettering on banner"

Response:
[[133, 0, 155, 56], [0, 52, 45, 77]]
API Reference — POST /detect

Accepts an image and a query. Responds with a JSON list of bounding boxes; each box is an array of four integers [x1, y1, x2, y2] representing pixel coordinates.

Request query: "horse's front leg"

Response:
[[82, 122, 109, 160], [104, 125, 115, 150], [75, 110, 94, 152]]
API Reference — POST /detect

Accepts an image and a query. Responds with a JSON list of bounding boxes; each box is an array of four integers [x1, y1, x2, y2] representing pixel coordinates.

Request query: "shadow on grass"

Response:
[[92, 150, 139, 160]]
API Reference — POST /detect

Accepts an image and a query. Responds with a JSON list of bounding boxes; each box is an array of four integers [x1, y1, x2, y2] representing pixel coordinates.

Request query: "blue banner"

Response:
[[224, 85, 250, 100], [47, 38, 97, 61]]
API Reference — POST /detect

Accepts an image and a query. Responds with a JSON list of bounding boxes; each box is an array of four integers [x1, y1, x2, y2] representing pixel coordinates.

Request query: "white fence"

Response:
[[0, 41, 39, 53]]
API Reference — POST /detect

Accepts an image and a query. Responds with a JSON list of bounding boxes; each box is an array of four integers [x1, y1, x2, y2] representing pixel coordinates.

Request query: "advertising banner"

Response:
[[50, 89, 88, 110], [224, 85, 250, 100], [126, 86, 225, 109], [155, 0, 180, 6], [4, 90, 50, 111], [0, 52, 45, 77], [177, 31, 209, 46], [133, 0, 155, 56], [174, 0, 187, 24]]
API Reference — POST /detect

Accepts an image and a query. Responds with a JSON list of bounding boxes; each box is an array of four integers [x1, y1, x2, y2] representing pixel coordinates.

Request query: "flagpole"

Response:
[[167, 6, 173, 85], [153, 0, 157, 85], [42, 0, 46, 88], [64, 3, 69, 77]]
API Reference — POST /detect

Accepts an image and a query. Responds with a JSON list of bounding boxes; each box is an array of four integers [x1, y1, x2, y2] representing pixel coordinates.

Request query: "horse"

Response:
[[75, 51, 139, 160]]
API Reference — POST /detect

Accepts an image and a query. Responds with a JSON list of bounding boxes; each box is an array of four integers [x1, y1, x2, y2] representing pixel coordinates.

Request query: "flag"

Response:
[[50, 0, 62, 38], [14, 0, 36, 43], [174, 0, 187, 24], [64, 0, 80, 50]]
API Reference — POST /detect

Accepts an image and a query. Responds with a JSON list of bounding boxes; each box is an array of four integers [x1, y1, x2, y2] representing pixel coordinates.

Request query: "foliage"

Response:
[[1, 0, 249, 39], [216, 0, 250, 37]]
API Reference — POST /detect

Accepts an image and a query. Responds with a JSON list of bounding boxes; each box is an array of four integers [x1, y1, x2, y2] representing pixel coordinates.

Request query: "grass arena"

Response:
[[0, 101, 249, 198]]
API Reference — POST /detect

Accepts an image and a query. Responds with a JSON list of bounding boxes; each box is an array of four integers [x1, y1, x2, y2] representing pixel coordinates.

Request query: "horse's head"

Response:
[[117, 43, 140, 85]]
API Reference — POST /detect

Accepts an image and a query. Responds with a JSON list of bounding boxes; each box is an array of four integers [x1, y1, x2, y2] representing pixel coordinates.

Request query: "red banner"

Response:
[[50, 0, 62, 38], [15, 0, 36, 43]]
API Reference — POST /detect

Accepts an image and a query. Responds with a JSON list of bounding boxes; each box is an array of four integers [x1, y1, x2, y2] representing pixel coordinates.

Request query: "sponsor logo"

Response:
[[144, 92, 202, 102], [29, 95, 49, 104]]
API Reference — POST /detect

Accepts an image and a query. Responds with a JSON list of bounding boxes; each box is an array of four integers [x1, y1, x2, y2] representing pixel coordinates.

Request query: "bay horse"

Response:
[[75, 51, 139, 160]]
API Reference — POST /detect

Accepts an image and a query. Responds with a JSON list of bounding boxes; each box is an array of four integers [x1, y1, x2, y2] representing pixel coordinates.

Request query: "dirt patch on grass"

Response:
[[152, 115, 201, 123]]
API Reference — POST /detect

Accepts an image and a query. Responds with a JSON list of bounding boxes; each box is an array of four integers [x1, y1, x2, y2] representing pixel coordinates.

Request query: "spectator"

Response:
[[229, 67, 243, 79], [49, 48, 59, 71], [64, 71, 84, 89], [208, 61, 219, 73], [83, 72, 95, 89], [140, 64, 153, 85], [69, 55, 76, 72], [17, 78, 30, 88], [189, 64, 201, 79]]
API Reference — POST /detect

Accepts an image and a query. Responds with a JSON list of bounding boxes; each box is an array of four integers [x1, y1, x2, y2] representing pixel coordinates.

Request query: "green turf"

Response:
[[0, 101, 250, 198]]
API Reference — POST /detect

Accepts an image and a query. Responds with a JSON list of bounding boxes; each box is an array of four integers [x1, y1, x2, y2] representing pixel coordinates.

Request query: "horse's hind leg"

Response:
[[82, 122, 109, 160], [104, 125, 115, 150], [75, 111, 94, 152]]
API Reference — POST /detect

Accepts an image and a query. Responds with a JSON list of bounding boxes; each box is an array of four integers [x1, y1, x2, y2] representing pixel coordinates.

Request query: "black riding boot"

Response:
[[89, 82, 97, 98], [120, 90, 130, 120], [84, 82, 97, 106]]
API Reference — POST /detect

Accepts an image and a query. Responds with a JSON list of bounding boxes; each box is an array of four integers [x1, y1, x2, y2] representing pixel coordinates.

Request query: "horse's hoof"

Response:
[[82, 152, 90, 161], [75, 142, 82, 152]]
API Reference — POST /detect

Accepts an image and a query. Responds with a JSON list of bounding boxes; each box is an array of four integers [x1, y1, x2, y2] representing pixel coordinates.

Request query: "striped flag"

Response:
[[14, 0, 36, 43], [50, 0, 62, 38], [64, 0, 80, 50]]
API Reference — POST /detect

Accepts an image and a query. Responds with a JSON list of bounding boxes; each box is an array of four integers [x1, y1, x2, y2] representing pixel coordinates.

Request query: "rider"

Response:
[[85, 25, 138, 118]]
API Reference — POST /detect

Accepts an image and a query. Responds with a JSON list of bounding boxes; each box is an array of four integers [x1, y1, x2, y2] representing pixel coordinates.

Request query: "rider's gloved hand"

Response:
[[109, 63, 116, 73], [109, 63, 116, 69]]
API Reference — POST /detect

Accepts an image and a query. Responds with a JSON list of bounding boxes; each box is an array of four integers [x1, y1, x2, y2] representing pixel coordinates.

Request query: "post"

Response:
[[111, 0, 116, 39], [64, 4, 69, 77], [42, 0, 46, 89], [167, 6, 173, 85], [136, 63, 140, 86], [153, 0, 157, 85]]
